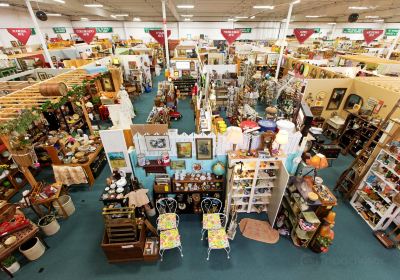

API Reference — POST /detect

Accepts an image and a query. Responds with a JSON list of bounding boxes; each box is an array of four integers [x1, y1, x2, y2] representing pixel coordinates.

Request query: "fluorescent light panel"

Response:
[[184, 18, 191, 21], [0, 3, 10, 6], [374, 19, 384, 22], [177, 5, 194, 8], [250, 15, 255, 19], [328, 22, 336, 25], [47, 13, 62, 16], [365, 16, 379, 18], [133, 17, 141, 21], [84, 4, 103, 7], [53, 0, 65, 3], [348, 6, 369, 10], [235, 16, 248, 19], [181, 14, 193, 17], [292, 0, 301, 4], [81, 17, 88, 20], [305, 15, 321, 18], [253, 5, 274, 9], [115, 14, 128, 16]]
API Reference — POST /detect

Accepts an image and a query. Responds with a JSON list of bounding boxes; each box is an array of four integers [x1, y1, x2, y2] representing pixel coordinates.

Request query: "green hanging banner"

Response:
[[343, 28, 365, 34], [144, 27, 162, 33], [31, 28, 36, 35], [95, 27, 113, 33], [385, 29, 399, 36], [53, 27, 67, 34], [235, 28, 252, 33]]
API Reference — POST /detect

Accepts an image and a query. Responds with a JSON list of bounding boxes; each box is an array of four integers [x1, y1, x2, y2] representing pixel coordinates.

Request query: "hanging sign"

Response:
[[53, 27, 66, 34], [73, 28, 97, 44], [385, 29, 399, 36], [293, 29, 314, 44], [235, 28, 252, 33], [221, 29, 242, 44], [363, 29, 384, 44], [343, 28, 365, 34], [149, 29, 171, 45], [95, 27, 113, 33], [7, 28, 32, 45], [144, 27, 162, 33]]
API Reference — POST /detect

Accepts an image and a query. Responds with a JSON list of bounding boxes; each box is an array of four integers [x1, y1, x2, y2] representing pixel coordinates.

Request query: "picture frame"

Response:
[[37, 72, 48, 80], [326, 88, 347, 110], [107, 152, 127, 169], [145, 135, 170, 151], [195, 138, 213, 160], [101, 72, 115, 92], [176, 142, 192, 158], [170, 160, 186, 170], [10, 40, 18, 48]]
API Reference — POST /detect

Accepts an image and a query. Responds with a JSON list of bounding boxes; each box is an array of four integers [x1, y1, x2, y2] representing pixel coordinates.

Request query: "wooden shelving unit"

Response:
[[225, 153, 289, 226], [350, 149, 400, 230]]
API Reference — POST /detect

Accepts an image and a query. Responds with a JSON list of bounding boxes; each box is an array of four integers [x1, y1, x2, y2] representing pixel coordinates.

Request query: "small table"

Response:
[[0, 222, 48, 278], [142, 160, 167, 176]]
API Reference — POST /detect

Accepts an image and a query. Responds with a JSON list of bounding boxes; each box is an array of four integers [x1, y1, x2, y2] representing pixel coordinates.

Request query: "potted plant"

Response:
[[9, 132, 34, 167], [1, 255, 20, 274]]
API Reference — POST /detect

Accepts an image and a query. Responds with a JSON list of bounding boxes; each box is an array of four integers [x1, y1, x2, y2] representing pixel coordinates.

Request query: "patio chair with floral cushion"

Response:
[[156, 197, 179, 231], [159, 228, 183, 261], [207, 226, 230, 260], [200, 198, 222, 240]]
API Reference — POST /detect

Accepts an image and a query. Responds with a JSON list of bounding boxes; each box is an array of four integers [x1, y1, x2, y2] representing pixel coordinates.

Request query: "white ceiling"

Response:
[[5, 0, 400, 22]]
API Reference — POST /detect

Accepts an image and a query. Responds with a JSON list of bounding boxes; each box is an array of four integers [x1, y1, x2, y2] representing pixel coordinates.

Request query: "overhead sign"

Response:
[[313, 28, 321, 33], [149, 29, 171, 45], [343, 28, 365, 34], [95, 27, 113, 33], [221, 29, 242, 44], [385, 28, 399, 36], [235, 28, 252, 34], [73, 28, 97, 44], [293, 28, 314, 44], [144, 27, 162, 33], [53, 27, 66, 34], [7, 28, 32, 45], [363, 29, 384, 44]]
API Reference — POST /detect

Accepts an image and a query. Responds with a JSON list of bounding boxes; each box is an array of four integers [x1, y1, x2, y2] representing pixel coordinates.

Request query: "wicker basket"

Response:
[[11, 149, 34, 167]]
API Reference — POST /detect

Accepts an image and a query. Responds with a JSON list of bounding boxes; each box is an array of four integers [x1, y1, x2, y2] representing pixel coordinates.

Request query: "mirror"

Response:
[[344, 93, 363, 110], [326, 88, 347, 110]]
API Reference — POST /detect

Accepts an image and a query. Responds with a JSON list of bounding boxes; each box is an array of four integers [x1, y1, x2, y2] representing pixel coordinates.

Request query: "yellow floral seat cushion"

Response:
[[208, 228, 229, 249], [158, 213, 177, 230], [160, 229, 181, 250], [203, 213, 222, 230]]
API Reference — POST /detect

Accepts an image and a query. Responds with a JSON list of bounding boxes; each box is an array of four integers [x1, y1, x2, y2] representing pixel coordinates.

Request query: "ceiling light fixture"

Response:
[[235, 16, 248, 19], [84, 4, 103, 7], [374, 19, 384, 22], [115, 14, 128, 16], [133, 17, 141, 21], [0, 3, 10, 6], [292, 0, 301, 4], [81, 17, 89, 21], [227, 18, 236, 22], [177, 5, 194, 9], [181, 14, 193, 17], [111, 15, 116, 18], [306, 15, 322, 18], [250, 15, 255, 19], [53, 0, 65, 3], [348, 6, 370, 10], [327, 22, 336, 25], [184, 18, 191, 21], [365, 15, 379, 18], [47, 13, 62, 16], [253, 6, 274, 9]]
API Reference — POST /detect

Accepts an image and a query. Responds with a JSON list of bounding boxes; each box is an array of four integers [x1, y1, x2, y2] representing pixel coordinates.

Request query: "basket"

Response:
[[11, 149, 34, 167], [39, 82, 68, 97], [393, 193, 400, 207], [0, 203, 17, 224]]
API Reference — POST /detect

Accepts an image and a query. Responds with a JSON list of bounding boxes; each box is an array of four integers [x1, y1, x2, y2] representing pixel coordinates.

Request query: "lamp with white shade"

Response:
[[225, 126, 243, 156], [274, 130, 289, 155]]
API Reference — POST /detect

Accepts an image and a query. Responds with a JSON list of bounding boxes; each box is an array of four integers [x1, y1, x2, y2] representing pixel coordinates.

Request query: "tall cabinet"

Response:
[[225, 153, 290, 227], [350, 149, 400, 230]]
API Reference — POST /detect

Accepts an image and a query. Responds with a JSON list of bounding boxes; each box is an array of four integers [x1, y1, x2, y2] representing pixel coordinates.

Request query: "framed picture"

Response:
[[326, 88, 347, 110], [195, 138, 213, 160], [176, 142, 192, 158], [101, 72, 115, 92], [10, 40, 18, 47], [37, 72, 47, 80], [107, 152, 127, 168], [170, 160, 186, 170], [145, 135, 170, 151]]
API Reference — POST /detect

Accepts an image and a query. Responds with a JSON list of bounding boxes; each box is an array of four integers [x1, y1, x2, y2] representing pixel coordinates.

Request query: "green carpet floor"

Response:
[[8, 73, 400, 280]]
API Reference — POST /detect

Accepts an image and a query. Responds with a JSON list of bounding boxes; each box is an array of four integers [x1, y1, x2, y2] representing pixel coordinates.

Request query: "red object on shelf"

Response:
[[0, 144, 6, 153], [0, 214, 30, 237], [240, 120, 258, 131]]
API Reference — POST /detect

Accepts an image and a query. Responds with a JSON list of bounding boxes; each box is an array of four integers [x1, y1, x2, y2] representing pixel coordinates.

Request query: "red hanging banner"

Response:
[[73, 28, 97, 44], [149, 30, 171, 45], [363, 29, 384, 44], [293, 29, 314, 44], [221, 29, 242, 44], [7, 28, 32, 45]]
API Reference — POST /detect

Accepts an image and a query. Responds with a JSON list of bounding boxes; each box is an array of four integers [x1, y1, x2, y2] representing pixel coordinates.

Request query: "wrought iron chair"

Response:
[[201, 197, 222, 240], [159, 228, 184, 261], [206, 213, 230, 260], [156, 197, 179, 231]]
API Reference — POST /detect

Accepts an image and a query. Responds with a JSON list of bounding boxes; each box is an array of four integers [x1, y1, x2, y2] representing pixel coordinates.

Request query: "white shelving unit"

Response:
[[225, 153, 290, 227], [350, 149, 400, 230]]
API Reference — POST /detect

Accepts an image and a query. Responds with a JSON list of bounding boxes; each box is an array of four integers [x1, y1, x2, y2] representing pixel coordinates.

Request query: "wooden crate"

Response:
[[101, 225, 146, 263]]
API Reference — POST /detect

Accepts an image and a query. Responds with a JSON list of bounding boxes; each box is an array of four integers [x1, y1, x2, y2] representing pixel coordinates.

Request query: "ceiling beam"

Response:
[[166, 0, 180, 22], [35, 0, 113, 18]]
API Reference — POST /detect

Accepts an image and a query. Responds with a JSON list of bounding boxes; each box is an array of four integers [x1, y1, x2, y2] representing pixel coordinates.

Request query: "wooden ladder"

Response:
[[334, 99, 400, 198]]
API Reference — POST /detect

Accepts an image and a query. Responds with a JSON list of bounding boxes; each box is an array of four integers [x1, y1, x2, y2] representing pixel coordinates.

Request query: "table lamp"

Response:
[[274, 130, 289, 155], [226, 126, 243, 156], [306, 153, 329, 180]]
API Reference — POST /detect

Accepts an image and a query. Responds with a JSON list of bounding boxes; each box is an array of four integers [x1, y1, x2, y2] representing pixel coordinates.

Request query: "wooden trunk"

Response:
[[39, 82, 68, 97], [11, 149, 34, 167], [101, 225, 146, 263]]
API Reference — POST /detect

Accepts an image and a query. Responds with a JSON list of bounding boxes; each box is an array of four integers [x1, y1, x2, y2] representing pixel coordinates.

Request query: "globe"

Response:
[[212, 161, 225, 179]]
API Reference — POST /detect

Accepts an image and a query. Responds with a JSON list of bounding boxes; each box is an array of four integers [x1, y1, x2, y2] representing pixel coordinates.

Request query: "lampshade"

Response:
[[225, 126, 244, 145], [275, 130, 289, 145], [307, 153, 329, 169]]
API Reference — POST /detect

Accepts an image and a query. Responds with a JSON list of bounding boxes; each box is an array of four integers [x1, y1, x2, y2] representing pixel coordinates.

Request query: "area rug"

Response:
[[239, 218, 279, 244]]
